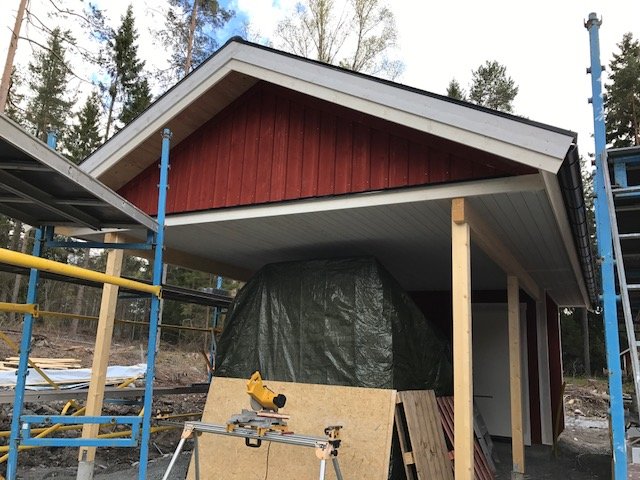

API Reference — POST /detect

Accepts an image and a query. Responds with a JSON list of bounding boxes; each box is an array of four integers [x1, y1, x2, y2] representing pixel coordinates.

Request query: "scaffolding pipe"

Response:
[[138, 128, 172, 480], [0, 248, 161, 297], [0, 303, 38, 317]]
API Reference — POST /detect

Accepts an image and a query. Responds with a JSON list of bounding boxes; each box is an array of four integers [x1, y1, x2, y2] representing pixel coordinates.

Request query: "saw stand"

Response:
[[161, 421, 345, 480]]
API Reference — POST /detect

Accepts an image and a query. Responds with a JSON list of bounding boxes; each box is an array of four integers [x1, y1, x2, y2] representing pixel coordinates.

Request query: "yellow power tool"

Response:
[[247, 371, 287, 411]]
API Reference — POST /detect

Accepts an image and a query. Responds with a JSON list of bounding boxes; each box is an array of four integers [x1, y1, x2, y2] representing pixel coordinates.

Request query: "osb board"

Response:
[[187, 377, 396, 480]]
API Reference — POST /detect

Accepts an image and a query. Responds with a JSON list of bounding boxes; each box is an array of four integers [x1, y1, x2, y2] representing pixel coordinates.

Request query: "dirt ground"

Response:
[[0, 331, 619, 479]]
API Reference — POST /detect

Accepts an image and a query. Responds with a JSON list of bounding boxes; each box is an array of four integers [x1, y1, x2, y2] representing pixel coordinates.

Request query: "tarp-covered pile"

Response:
[[216, 257, 452, 395]]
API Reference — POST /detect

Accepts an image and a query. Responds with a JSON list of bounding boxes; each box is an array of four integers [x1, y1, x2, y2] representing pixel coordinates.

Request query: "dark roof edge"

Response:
[[557, 144, 598, 307]]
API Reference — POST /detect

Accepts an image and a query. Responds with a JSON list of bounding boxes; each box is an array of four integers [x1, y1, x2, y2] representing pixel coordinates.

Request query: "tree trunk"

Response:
[[70, 254, 91, 336], [184, 0, 199, 76], [104, 83, 117, 141], [582, 308, 591, 377], [0, 0, 28, 112]]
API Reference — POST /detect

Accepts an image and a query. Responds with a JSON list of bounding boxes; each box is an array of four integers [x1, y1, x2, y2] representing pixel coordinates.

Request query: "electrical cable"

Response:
[[263, 441, 272, 480]]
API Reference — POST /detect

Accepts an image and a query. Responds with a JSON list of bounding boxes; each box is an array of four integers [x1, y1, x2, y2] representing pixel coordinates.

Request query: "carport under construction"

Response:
[[0, 115, 177, 480]]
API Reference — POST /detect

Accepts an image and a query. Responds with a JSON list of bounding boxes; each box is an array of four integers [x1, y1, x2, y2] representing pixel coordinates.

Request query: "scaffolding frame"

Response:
[[4, 128, 173, 480]]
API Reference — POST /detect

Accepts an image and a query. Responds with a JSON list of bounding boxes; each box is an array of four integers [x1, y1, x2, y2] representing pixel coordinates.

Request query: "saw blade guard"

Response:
[[247, 371, 287, 411]]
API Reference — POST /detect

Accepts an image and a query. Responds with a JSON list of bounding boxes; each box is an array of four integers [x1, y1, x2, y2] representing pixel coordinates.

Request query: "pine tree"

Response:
[[67, 91, 102, 164], [103, 5, 147, 139], [468, 60, 518, 113], [119, 77, 151, 128], [159, 0, 234, 81], [25, 27, 73, 142], [605, 33, 640, 148], [446, 79, 466, 101]]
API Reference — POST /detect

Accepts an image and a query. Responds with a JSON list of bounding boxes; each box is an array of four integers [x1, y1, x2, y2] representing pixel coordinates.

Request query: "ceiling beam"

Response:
[[452, 197, 541, 300], [0, 160, 49, 171], [0, 202, 39, 226], [0, 169, 101, 229]]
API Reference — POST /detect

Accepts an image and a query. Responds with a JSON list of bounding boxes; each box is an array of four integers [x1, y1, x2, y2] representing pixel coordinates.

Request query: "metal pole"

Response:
[[160, 437, 187, 480], [318, 459, 327, 480], [138, 128, 172, 480], [208, 276, 224, 382], [6, 130, 57, 479], [332, 457, 344, 480], [6, 228, 42, 480], [585, 12, 627, 479]]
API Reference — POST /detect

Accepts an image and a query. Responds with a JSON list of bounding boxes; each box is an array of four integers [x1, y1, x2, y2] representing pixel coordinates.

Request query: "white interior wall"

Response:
[[472, 303, 531, 445]]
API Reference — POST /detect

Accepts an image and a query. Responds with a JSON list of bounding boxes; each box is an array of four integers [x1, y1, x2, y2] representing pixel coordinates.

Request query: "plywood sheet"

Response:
[[187, 377, 396, 480]]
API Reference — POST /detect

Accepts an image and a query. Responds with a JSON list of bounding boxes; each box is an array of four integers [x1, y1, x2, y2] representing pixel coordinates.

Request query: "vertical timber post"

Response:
[[77, 233, 124, 480], [138, 128, 172, 480], [6, 130, 56, 479], [508, 276, 525, 478], [585, 12, 627, 479], [451, 198, 473, 480]]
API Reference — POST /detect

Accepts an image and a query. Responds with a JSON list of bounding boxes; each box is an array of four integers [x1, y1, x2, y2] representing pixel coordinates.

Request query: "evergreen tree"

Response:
[[25, 27, 73, 142], [103, 5, 147, 139], [159, 0, 234, 81], [605, 33, 640, 148], [67, 91, 102, 164], [446, 79, 466, 101], [119, 77, 152, 129], [468, 60, 518, 112]]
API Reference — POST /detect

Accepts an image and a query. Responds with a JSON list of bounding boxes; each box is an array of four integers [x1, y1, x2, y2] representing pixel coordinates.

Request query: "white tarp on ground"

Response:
[[0, 363, 147, 389]]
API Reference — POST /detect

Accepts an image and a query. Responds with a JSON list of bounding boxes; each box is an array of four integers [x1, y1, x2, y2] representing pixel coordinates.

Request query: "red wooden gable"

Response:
[[118, 82, 535, 215]]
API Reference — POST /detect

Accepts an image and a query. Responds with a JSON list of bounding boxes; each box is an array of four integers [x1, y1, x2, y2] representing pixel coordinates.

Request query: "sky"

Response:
[[0, 0, 639, 159]]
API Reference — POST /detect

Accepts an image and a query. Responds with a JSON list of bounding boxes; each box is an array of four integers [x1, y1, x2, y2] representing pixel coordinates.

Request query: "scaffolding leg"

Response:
[[138, 128, 172, 480], [332, 457, 344, 480], [319, 458, 327, 480], [6, 227, 43, 480]]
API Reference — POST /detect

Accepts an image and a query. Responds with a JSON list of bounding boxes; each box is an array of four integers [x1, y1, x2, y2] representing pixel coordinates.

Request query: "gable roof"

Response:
[[80, 37, 577, 190]]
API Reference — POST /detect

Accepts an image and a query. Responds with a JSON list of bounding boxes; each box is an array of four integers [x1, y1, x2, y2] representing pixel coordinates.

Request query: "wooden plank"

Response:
[[399, 390, 453, 480], [460, 198, 540, 300], [451, 197, 474, 480], [508, 275, 525, 476], [78, 233, 124, 464], [395, 399, 417, 480], [187, 377, 396, 480]]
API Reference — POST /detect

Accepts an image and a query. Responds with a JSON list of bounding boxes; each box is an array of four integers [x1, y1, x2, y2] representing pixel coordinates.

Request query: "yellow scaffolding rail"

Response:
[[0, 248, 161, 297]]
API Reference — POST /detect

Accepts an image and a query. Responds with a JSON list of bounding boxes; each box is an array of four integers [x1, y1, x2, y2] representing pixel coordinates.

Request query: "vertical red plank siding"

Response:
[[285, 102, 305, 199], [117, 82, 536, 215], [317, 111, 337, 196], [301, 108, 321, 197], [270, 99, 290, 202], [240, 98, 261, 204], [546, 294, 564, 436], [255, 92, 276, 204]]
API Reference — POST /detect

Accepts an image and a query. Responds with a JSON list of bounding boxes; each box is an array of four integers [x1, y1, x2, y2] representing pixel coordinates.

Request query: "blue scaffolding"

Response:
[[585, 12, 631, 479], [2, 124, 173, 480]]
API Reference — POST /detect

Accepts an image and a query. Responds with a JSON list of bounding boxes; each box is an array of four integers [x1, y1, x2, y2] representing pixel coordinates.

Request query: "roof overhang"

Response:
[[80, 39, 575, 190], [0, 115, 157, 231]]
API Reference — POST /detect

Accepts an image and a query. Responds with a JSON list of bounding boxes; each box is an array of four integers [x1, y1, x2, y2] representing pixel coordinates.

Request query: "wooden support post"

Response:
[[451, 198, 474, 480], [508, 275, 525, 479], [77, 233, 124, 480]]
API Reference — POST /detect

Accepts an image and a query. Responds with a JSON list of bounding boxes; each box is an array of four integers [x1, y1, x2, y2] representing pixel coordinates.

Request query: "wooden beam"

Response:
[[457, 197, 541, 300], [451, 198, 474, 480], [508, 275, 525, 477], [77, 233, 124, 469]]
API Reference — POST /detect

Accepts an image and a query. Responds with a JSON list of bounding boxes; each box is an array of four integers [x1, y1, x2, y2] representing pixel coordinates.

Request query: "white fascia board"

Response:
[[165, 174, 544, 227], [82, 42, 572, 179], [80, 44, 242, 177], [540, 170, 590, 307], [231, 48, 572, 173]]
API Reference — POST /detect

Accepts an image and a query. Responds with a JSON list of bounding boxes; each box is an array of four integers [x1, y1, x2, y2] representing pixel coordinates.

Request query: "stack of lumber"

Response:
[[1, 357, 81, 370]]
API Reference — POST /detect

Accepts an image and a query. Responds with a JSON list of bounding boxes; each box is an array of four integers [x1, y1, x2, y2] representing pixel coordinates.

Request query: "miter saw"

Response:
[[226, 371, 291, 445]]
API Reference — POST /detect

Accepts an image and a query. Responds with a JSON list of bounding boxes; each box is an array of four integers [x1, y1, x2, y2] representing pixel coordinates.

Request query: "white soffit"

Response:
[[81, 40, 574, 181]]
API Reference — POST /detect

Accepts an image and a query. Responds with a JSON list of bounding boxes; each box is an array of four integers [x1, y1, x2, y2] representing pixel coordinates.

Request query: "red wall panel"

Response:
[[118, 82, 535, 215]]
